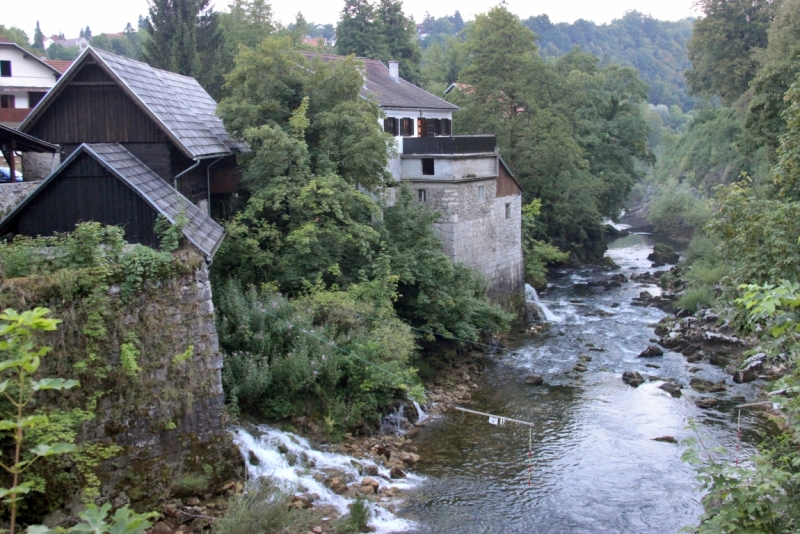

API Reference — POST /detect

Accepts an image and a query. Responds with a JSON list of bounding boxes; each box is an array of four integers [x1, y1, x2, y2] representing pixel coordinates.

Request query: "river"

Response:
[[396, 232, 765, 533]]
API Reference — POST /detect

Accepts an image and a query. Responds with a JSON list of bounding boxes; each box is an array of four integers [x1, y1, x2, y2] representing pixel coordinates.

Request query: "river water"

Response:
[[397, 232, 765, 533]]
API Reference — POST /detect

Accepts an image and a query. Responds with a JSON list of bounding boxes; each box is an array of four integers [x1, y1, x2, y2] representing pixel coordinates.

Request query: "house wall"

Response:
[[0, 45, 60, 95]]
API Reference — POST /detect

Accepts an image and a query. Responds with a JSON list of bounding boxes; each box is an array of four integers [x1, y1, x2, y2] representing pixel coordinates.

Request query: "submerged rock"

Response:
[[652, 436, 678, 444], [389, 467, 406, 479], [659, 382, 682, 398], [695, 397, 719, 409], [690, 378, 727, 393], [573, 364, 588, 372], [733, 353, 765, 384], [524, 375, 544, 386], [638, 345, 664, 358], [622, 371, 645, 387]]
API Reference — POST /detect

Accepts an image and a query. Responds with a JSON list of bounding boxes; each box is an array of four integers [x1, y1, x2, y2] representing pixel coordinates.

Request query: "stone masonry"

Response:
[[0, 181, 41, 218]]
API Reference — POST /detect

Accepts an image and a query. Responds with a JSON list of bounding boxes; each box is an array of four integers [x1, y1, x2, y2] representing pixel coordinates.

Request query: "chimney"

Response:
[[389, 61, 400, 83]]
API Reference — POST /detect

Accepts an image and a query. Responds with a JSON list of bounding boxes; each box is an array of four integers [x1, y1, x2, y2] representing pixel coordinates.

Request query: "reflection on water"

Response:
[[399, 233, 765, 533]]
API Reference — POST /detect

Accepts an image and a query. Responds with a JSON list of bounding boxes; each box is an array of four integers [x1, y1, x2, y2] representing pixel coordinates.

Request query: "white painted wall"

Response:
[[0, 45, 59, 108], [398, 154, 497, 182]]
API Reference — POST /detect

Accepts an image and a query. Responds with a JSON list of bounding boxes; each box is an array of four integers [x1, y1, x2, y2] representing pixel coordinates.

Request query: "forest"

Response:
[[3, 0, 800, 530]]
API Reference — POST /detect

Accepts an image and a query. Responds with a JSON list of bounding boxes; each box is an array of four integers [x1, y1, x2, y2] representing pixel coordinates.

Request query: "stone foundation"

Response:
[[21, 151, 60, 181]]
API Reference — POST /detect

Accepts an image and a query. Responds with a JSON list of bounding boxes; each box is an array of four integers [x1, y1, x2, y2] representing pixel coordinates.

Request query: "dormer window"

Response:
[[0, 61, 11, 77]]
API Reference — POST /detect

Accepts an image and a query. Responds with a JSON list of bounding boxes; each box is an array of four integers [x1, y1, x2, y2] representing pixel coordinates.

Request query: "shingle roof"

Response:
[[303, 53, 458, 111], [0, 123, 59, 153], [20, 48, 247, 159], [44, 60, 73, 74], [85, 143, 226, 257], [0, 143, 225, 257]]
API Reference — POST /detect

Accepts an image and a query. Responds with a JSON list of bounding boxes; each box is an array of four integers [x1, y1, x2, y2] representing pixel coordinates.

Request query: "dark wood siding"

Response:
[[497, 162, 522, 198], [171, 147, 207, 204], [122, 143, 171, 182], [25, 63, 167, 147], [12, 153, 159, 247]]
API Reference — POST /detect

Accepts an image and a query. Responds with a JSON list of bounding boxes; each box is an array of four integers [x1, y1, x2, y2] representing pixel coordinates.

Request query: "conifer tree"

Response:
[[377, 0, 422, 84], [33, 22, 45, 51]]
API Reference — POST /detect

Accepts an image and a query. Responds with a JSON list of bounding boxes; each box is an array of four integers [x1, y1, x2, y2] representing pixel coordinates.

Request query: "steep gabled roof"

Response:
[[20, 48, 247, 159], [0, 143, 225, 257], [0, 41, 63, 77], [302, 52, 458, 111], [0, 123, 59, 152]]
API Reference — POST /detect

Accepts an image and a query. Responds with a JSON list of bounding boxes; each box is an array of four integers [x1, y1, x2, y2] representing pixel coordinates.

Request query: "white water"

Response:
[[413, 401, 427, 422], [525, 283, 562, 322], [233, 425, 421, 533]]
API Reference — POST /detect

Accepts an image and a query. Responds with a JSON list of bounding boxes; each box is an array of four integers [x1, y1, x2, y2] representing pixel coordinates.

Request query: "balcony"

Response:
[[402, 135, 496, 155]]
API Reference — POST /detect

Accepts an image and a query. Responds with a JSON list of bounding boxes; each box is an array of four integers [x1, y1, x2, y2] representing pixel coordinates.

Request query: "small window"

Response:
[[417, 118, 427, 138], [478, 185, 485, 202], [505, 203, 511, 219], [0, 61, 10, 77], [422, 158, 435, 176], [417, 189, 427, 202], [401, 118, 414, 136], [28, 91, 46, 108], [383, 117, 398, 136], [441, 119, 452, 136], [0, 95, 15, 109]]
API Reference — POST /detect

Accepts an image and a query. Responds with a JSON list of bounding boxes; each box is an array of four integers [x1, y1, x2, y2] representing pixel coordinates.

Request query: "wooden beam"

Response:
[[8, 140, 16, 182]]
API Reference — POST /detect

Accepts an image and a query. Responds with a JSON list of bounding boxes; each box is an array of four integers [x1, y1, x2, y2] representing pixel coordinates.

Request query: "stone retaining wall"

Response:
[[0, 181, 41, 218]]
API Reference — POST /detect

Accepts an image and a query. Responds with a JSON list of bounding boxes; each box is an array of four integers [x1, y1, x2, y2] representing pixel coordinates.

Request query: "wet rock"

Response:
[[288, 495, 314, 509], [324, 477, 348, 495], [686, 353, 704, 363], [695, 397, 719, 409], [361, 477, 380, 489], [524, 375, 544, 386], [652, 436, 678, 444], [648, 244, 679, 266], [277, 443, 289, 454], [579, 355, 593, 362], [645, 364, 660, 369], [709, 353, 730, 366], [638, 345, 664, 358], [622, 371, 645, 387], [690, 378, 727, 393], [659, 382, 682, 398], [689, 367, 702, 373], [359, 485, 375, 495], [405, 427, 420, 439], [150, 522, 174, 534], [573, 364, 588, 372], [733, 353, 765, 384], [247, 450, 260, 466], [654, 324, 669, 337], [681, 345, 699, 357], [389, 467, 407, 479]]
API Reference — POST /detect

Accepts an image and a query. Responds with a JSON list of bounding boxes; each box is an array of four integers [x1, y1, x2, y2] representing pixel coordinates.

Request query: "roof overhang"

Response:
[[0, 123, 58, 153]]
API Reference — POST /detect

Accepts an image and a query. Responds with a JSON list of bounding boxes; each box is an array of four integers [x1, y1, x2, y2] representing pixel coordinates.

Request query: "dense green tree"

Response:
[[46, 43, 80, 60], [336, 0, 387, 59], [686, 0, 779, 104], [743, 0, 800, 155], [420, 36, 466, 92], [220, 0, 274, 49], [377, 0, 422, 84], [0, 26, 31, 49], [142, 0, 215, 77]]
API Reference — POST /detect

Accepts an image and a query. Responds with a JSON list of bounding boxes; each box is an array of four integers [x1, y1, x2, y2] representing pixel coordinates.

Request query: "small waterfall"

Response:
[[380, 403, 406, 435], [525, 284, 560, 322], [413, 401, 427, 422], [233, 425, 418, 533]]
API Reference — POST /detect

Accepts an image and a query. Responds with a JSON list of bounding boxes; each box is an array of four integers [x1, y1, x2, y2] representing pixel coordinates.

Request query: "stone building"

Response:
[[304, 53, 525, 297]]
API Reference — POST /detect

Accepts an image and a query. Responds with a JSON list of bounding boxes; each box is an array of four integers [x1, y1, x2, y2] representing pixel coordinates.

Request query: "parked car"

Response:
[[0, 167, 23, 183]]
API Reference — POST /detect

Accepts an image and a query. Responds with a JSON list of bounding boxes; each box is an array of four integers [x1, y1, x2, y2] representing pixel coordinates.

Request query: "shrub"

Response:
[[212, 484, 308, 534]]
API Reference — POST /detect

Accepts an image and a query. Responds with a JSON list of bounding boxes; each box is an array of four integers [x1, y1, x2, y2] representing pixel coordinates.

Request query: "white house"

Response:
[[303, 52, 524, 298], [0, 40, 63, 127]]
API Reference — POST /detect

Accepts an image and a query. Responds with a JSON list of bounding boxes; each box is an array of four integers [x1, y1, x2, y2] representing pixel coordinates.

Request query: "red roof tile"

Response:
[[44, 60, 73, 74]]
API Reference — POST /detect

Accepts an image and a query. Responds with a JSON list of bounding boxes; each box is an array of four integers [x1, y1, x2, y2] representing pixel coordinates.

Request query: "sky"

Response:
[[7, 0, 700, 39]]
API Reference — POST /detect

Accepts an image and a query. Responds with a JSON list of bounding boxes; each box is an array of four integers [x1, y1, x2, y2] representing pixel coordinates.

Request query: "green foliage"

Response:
[[212, 484, 310, 534], [774, 79, 800, 199], [452, 6, 652, 261], [119, 334, 141, 377], [647, 178, 711, 232], [686, 0, 778, 104], [337, 497, 372, 533], [172, 345, 194, 365], [26, 503, 158, 534], [153, 210, 188, 253], [521, 200, 568, 288], [215, 279, 419, 431], [0, 308, 77, 534], [46, 44, 80, 61]]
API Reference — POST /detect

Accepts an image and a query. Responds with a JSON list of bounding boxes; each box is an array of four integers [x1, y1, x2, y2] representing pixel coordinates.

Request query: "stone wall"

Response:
[[0, 251, 238, 519], [21, 151, 60, 181], [0, 181, 41, 218]]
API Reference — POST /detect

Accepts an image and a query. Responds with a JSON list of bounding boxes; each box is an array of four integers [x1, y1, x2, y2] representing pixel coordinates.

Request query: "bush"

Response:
[[648, 178, 711, 232], [212, 484, 307, 534], [337, 498, 372, 534], [676, 288, 714, 312]]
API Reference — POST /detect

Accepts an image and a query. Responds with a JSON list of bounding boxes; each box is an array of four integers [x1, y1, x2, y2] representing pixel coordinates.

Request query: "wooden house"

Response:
[[0, 143, 225, 260], [18, 48, 246, 218]]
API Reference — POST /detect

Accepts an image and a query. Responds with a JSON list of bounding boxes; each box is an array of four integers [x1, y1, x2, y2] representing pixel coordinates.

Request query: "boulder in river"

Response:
[[733, 353, 765, 384], [695, 397, 719, 409], [389, 467, 406, 479], [648, 244, 679, 266], [622, 371, 645, 387], [659, 382, 682, 398], [524, 375, 544, 386], [638, 345, 664, 358], [574, 364, 588, 372]]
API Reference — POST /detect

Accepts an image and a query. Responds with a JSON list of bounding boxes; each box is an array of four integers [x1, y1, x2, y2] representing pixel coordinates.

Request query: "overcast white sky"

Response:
[[7, 0, 700, 39]]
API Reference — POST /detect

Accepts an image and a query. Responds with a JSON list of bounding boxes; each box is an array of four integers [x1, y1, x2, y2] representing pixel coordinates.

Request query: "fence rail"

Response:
[[402, 135, 497, 155]]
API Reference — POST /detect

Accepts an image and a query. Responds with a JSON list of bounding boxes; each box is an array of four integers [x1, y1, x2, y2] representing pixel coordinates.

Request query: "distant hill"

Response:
[[524, 12, 695, 110]]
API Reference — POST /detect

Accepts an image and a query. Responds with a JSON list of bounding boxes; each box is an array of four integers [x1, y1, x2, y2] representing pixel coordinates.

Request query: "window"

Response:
[[0, 95, 15, 109], [417, 189, 427, 202], [417, 118, 427, 138], [422, 158, 435, 175], [478, 185, 485, 202], [28, 91, 46, 108], [401, 118, 414, 136], [441, 119, 452, 136], [0, 61, 10, 77], [383, 117, 398, 136], [505, 203, 511, 219]]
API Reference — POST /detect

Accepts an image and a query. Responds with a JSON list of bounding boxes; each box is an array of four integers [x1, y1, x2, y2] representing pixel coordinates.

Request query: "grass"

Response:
[[172, 472, 211, 497], [212, 482, 321, 534], [336, 498, 372, 534]]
